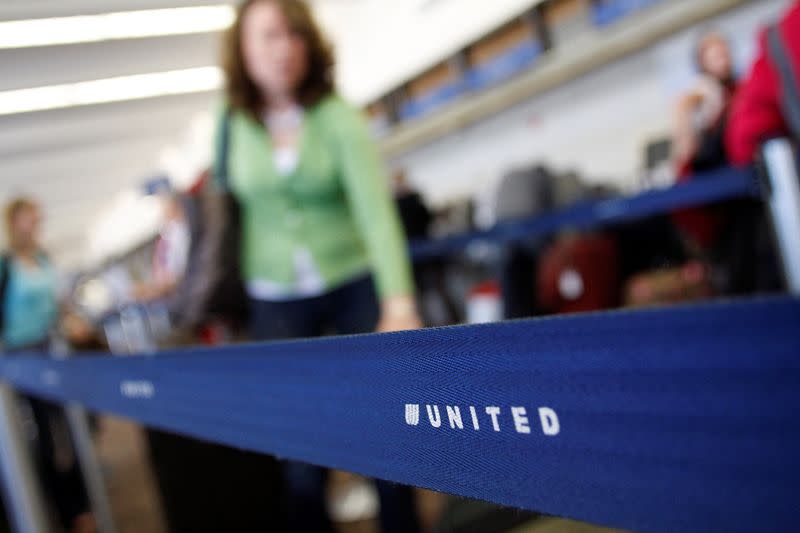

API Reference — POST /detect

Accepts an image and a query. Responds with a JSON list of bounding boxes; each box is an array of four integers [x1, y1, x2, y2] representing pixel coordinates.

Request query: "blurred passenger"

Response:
[[221, 0, 418, 335], [131, 191, 226, 337], [717, 1, 800, 295], [660, 26, 783, 300], [154, 1, 422, 532], [392, 170, 458, 325], [727, 1, 800, 164], [674, 30, 738, 175], [0, 198, 95, 533], [132, 194, 190, 304], [393, 169, 432, 240], [224, 0, 421, 528], [671, 31, 738, 252]]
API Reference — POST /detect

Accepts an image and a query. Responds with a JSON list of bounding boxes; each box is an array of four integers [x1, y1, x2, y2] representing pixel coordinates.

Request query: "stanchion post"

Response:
[[50, 342, 117, 533], [0, 383, 49, 533], [64, 403, 117, 533], [761, 138, 800, 295]]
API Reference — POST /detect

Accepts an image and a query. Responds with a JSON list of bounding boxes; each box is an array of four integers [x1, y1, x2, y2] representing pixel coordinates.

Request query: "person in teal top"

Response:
[[1, 198, 95, 533], [1, 249, 57, 349], [146, 1, 422, 532], [1, 199, 58, 349]]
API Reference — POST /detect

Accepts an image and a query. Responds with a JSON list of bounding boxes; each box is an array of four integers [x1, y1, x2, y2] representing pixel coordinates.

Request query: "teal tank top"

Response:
[[1, 256, 58, 349]]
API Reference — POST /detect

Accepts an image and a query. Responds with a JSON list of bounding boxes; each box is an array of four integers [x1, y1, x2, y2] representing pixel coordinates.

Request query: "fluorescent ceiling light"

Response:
[[0, 6, 235, 49], [0, 67, 223, 116]]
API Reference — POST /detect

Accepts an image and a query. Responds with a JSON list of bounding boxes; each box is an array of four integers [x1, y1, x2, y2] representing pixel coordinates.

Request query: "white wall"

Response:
[[393, 0, 791, 214], [330, 0, 543, 104]]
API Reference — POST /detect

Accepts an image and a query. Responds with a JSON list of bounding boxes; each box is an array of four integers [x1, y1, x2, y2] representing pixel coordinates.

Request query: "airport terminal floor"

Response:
[[1, 1, 800, 533]]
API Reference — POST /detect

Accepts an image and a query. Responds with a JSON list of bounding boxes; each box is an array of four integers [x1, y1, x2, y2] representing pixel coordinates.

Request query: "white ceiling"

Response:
[[0, 0, 538, 269]]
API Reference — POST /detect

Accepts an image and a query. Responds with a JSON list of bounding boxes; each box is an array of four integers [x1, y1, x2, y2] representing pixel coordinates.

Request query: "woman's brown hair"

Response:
[[222, 0, 335, 117], [4, 197, 38, 252]]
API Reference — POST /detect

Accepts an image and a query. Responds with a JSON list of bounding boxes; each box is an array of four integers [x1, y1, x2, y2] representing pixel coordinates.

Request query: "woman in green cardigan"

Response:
[[216, 1, 421, 531], [220, 0, 419, 333]]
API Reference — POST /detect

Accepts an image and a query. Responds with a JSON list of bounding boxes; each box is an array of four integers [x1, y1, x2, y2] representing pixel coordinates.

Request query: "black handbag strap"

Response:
[[768, 24, 800, 141], [213, 108, 234, 190], [0, 253, 10, 333]]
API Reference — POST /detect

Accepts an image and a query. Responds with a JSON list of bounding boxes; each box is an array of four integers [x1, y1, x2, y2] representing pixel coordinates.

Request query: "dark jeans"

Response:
[[28, 397, 89, 528], [147, 428, 285, 532], [500, 244, 540, 319], [250, 275, 420, 533]]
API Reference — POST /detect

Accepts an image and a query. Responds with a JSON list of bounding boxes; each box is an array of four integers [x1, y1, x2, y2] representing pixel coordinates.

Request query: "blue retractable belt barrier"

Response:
[[411, 165, 759, 260], [1, 296, 798, 533]]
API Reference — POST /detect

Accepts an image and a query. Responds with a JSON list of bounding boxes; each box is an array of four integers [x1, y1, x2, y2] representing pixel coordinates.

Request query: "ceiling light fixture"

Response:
[[0, 67, 223, 116], [0, 5, 235, 49]]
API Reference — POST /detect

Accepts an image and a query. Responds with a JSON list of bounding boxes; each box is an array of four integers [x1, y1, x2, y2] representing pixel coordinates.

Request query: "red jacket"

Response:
[[726, 1, 800, 165]]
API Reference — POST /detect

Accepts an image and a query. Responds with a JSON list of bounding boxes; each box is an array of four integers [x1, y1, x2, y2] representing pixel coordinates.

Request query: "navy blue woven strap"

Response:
[[412, 165, 758, 260], [2, 296, 798, 533]]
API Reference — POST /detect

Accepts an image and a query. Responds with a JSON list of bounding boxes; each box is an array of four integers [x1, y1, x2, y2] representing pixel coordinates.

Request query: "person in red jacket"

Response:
[[671, 31, 738, 252], [726, 1, 800, 165]]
